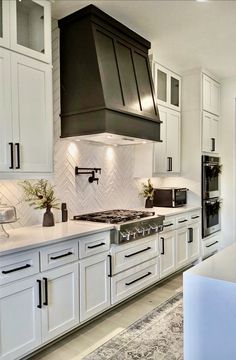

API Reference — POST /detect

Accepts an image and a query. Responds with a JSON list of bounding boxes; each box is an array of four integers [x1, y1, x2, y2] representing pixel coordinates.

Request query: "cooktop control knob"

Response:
[[150, 224, 159, 233]]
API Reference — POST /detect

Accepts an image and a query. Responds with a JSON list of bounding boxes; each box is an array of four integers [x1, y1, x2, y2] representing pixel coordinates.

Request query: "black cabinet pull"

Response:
[[125, 247, 151, 258], [37, 279, 42, 309], [206, 241, 218, 248], [211, 138, 215, 152], [2, 263, 31, 274], [43, 277, 48, 306], [50, 251, 73, 260], [9, 142, 14, 169], [167, 157, 172, 171], [191, 215, 200, 219], [125, 272, 152, 286], [88, 242, 105, 249], [163, 223, 174, 228], [188, 228, 193, 243], [160, 237, 165, 255], [108, 254, 112, 277], [15, 143, 20, 169], [178, 219, 188, 223]]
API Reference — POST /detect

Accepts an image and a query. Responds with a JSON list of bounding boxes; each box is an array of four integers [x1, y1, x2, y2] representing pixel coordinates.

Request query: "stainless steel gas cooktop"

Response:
[[73, 209, 164, 244]]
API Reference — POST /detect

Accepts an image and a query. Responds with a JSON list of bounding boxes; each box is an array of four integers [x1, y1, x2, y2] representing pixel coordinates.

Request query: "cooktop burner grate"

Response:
[[73, 209, 155, 224]]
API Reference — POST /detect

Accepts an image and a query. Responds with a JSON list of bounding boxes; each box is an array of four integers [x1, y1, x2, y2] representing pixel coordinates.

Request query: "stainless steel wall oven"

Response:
[[202, 155, 221, 238]]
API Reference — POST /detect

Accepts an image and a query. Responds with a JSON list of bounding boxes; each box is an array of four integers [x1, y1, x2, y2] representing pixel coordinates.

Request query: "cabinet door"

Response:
[[202, 74, 220, 116], [159, 231, 175, 278], [166, 109, 181, 172], [11, 53, 53, 172], [80, 253, 110, 322], [202, 112, 219, 153], [0, 48, 12, 172], [0, 0, 10, 48], [176, 227, 189, 270], [153, 106, 167, 173], [0, 277, 41, 360], [9, 0, 51, 63], [188, 222, 200, 262], [41, 263, 79, 342]]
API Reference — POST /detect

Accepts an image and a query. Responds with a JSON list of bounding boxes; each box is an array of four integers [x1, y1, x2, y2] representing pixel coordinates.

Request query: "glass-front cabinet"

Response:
[[0, 0, 52, 63], [153, 62, 181, 111], [0, 0, 10, 48]]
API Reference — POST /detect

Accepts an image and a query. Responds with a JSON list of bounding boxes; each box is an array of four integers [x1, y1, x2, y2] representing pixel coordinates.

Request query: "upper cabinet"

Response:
[[202, 73, 220, 116], [202, 111, 219, 154], [0, 49, 53, 174], [152, 60, 181, 112], [0, 0, 51, 63]]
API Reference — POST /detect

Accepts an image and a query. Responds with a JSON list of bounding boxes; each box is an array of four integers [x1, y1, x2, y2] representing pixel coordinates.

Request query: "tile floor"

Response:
[[30, 273, 183, 360]]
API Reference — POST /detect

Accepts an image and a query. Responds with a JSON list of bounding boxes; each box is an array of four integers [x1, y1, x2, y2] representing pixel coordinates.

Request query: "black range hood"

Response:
[[58, 5, 161, 145]]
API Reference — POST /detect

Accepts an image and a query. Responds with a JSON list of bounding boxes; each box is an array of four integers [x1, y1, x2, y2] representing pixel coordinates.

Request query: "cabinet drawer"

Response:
[[176, 213, 189, 228], [111, 236, 158, 275], [189, 210, 201, 223], [111, 258, 159, 304], [79, 231, 110, 259], [202, 234, 220, 259], [0, 250, 39, 285], [162, 216, 176, 233], [40, 240, 78, 271]]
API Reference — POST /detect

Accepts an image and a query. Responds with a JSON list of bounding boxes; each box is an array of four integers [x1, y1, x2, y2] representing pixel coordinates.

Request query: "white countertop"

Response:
[[0, 221, 114, 256], [185, 242, 236, 283], [0, 205, 201, 256]]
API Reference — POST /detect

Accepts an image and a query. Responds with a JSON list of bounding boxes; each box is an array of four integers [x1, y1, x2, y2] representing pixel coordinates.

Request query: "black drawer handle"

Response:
[[88, 242, 105, 249], [160, 237, 165, 255], [37, 279, 42, 309], [125, 247, 151, 258], [9, 142, 14, 169], [43, 277, 48, 306], [163, 223, 174, 228], [125, 272, 152, 286], [2, 263, 31, 274], [178, 219, 188, 223], [108, 254, 112, 278], [206, 241, 218, 248], [191, 215, 200, 219], [50, 251, 73, 260]]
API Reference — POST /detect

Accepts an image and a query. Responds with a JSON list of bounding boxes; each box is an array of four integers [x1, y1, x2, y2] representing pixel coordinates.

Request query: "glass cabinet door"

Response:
[[157, 69, 167, 102], [170, 76, 180, 107], [0, 0, 10, 48], [10, 0, 51, 63]]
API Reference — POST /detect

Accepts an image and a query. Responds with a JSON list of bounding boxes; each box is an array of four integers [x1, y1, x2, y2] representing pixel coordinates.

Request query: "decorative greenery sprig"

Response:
[[19, 179, 60, 210], [140, 179, 154, 199]]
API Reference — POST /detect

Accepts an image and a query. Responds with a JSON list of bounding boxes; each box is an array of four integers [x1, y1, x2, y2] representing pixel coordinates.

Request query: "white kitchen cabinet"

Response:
[[0, 276, 41, 360], [41, 263, 79, 342], [80, 253, 110, 322], [152, 61, 181, 111], [154, 106, 181, 173], [0, 51, 53, 174], [175, 227, 189, 270], [202, 111, 219, 153], [188, 222, 200, 262], [0, 0, 51, 63], [202, 73, 220, 116], [0, 0, 10, 48], [159, 230, 176, 278]]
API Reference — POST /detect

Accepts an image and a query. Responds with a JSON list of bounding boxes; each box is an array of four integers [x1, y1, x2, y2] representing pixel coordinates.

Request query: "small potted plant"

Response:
[[140, 179, 154, 208], [19, 179, 60, 227]]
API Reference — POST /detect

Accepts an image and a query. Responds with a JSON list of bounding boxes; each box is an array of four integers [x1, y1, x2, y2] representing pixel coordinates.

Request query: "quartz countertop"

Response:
[[134, 205, 201, 216], [0, 221, 114, 256]]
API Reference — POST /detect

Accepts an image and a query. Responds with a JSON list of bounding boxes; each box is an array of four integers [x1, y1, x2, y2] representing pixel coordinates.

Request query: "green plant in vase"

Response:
[[140, 179, 154, 208], [19, 179, 60, 227]]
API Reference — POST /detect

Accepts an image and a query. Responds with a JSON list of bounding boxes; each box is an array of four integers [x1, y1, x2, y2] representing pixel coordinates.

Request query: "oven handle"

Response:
[[206, 241, 219, 248]]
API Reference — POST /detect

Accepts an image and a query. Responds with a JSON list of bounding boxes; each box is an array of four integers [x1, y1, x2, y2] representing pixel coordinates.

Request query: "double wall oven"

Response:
[[202, 155, 221, 238]]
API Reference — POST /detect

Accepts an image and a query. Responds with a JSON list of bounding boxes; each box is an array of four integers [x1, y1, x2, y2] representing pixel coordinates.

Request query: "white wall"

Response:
[[220, 77, 236, 247]]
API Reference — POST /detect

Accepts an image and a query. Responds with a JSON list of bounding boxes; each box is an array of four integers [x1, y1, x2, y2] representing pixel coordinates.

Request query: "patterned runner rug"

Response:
[[84, 292, 183, 360]]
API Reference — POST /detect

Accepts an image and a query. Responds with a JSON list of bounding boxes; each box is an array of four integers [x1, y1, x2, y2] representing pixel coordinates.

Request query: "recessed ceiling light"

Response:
[[196, 0, 208, 2], [142, 141, 147, 144], [106, 135, 113, 139]]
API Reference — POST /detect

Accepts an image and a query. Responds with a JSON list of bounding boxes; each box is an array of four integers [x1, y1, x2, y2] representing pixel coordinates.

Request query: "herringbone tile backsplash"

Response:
[[0, 20, 143, 229]]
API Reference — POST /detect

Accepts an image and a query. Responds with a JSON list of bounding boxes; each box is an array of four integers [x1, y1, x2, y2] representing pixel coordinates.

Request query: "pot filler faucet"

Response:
[[75, 167, 102, 184]]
